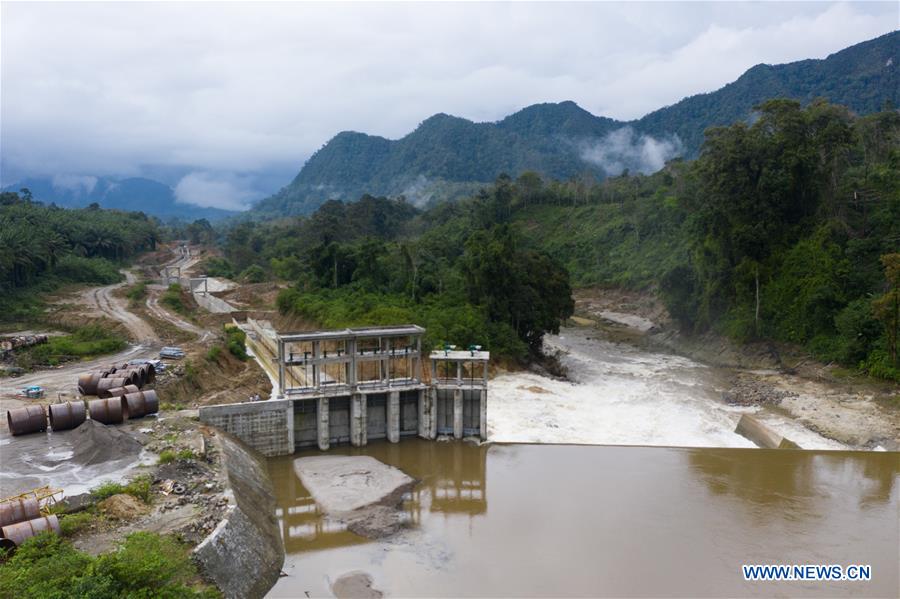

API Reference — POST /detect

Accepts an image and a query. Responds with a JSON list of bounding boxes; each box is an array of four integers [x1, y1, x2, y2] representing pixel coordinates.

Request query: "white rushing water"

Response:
[[488, 327, 845, 450]]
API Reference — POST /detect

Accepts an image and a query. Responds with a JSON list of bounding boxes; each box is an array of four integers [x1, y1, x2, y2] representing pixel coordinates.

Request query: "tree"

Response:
[[872, 253, 900, 365]]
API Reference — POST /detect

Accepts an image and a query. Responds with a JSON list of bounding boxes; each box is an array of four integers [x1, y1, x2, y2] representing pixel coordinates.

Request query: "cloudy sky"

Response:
[[1, 1, 896, 209]]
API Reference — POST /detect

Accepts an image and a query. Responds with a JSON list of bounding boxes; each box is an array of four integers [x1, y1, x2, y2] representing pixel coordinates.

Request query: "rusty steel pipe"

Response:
[[103, 384, 141, 399], [48, 401, 87, 431], [6, 405, 47, 436], [123, 390, 159, 418], [1, 515, 60, 547], [145, 363, 156, 383], [0, 498, 40, 528], [96, 377, 129, 397], [77, 372, 105, 395], [87, 397, 129, 424]]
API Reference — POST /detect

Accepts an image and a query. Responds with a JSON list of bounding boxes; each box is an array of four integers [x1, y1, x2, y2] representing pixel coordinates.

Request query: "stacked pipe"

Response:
[[0, 497, 60, 551], [123, 390, 159, 418], [87, 396, 129, 424], [99, 384, 140, 400], [78, 362, 153, 395]]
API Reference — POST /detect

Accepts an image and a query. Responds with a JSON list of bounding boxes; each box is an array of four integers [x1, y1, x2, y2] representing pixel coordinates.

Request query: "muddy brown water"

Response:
[[268, 440, 898, 598]]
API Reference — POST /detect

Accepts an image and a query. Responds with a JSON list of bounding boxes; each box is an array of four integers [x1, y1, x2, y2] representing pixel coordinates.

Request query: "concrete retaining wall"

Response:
[[194, 432, 284, 599], [194, 291, 236, 314], [199, 400, 294, 457]]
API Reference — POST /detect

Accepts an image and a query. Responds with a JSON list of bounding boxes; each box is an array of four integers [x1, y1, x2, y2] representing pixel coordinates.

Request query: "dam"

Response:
[[199, 321, 489, 456]]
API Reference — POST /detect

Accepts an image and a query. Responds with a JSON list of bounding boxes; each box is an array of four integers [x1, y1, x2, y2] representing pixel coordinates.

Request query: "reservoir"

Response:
[[268, 440, 898, 597]]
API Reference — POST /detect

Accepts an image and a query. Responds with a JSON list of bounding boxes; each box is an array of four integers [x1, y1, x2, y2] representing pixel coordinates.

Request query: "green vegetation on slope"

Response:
[[0, 193, 160, 324], [0, 532, 218, 598], [11, 325, 127, 369]]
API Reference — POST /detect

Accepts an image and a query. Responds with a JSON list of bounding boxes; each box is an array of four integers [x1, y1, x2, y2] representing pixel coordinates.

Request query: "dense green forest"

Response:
[[0, 193, 161, 323], [255, 31, 897, 217], [212, 100, 899, 379]]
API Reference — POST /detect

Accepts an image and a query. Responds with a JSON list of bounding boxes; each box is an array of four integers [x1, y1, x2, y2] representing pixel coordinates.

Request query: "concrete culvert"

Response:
[[7, 405, 47, 436], [0, 497, 40, 528], [88, 397, 129, 424], [123, 390, 159, 418], [48, 401, 87, 431], [1, 515, 60, 547]]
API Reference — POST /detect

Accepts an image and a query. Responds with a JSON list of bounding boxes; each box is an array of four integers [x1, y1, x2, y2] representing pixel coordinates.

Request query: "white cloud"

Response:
[[580, 128, 684, 176], [174, 172, 257, 211], [51, 174, 98, 194], [1, 2, 896, 192]]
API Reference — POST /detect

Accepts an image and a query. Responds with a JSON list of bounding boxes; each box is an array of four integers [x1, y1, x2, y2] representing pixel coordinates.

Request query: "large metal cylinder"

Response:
[[123, 390, 159, 418], [6, 405, 47, 436], [145, 363, 156, 383], [87, 397, 128, 424], [1, 515, 60, 547], [77, 372, 105, 395], [102, 384, 141, 399], [117, 370, 145, 388], [96, 377, 129, 397], [48, 401, 87, 431], [0, 497, 40, 528]]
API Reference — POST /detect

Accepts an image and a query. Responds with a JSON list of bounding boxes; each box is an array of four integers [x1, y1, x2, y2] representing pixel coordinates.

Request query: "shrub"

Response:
[[20, 325, 126, 367], [158, 449, 176, 464], [161, 283, 192, 316], [239, 264, 267, 283], [59, 511, 96, 537], [176, 449, 196, 461], [206, 345, 222, 362], [224, 326, 248, 360], [91, 474, 152, 504], [53, 255, 122, 285], [0, 531, 216, 598], [126, 281, 148, 302]]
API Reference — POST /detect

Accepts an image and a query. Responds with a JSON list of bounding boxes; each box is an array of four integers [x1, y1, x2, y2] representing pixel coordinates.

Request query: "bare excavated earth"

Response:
[[294, 455, 417, 539]]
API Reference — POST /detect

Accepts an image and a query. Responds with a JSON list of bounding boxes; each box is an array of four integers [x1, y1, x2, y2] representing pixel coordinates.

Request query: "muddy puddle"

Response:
[[268, 440, 898, 597]]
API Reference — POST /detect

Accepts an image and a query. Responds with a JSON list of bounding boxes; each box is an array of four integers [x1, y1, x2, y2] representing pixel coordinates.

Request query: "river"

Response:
[[268, 441, 898, 597], [266, 325, 897, 597], [489, 326, 847, 449]]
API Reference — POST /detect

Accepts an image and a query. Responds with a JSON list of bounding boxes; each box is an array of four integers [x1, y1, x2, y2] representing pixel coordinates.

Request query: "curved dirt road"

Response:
[[80, 270, 159, 344]]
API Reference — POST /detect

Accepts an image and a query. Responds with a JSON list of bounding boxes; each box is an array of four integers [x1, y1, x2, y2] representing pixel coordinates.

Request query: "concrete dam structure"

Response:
[[200, 322, 489, 456]]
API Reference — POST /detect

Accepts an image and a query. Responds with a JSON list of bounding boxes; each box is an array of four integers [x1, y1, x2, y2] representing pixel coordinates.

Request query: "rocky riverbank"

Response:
[[572, 287, 900, 450]]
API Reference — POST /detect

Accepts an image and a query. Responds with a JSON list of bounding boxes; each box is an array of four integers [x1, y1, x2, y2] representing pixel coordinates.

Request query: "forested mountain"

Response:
[[1, 176, 237, 221], [255, 31, 898, 217], [218, 100, 900, 378]]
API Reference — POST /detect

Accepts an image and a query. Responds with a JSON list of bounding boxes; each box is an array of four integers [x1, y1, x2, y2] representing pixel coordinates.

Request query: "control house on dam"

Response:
[[199, 323, 490, 456]]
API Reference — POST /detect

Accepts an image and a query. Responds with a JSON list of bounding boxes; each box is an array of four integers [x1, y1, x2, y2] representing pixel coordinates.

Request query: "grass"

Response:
[[159, 448, 197, 464], [125, 281, 147, 303], [59, 511, 98, 537], [160, 283, 193, 317], [14, 324, 126, 368], [158, 449, 177, 464], [0, 531, 219, 598], [91, 474, 153, 504]]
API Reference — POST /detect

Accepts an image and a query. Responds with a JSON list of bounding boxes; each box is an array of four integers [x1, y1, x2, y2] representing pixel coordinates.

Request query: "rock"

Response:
[[332, 571, 383, 599], [722, 378, 798, 407], [293, 455, 415, 514]]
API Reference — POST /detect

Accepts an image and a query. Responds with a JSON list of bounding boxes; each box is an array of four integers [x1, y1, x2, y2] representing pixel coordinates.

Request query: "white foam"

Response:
[[488, 328, 845, 450]]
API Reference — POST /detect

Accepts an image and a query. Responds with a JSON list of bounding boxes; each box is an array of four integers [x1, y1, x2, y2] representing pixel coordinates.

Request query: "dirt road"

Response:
[[80, 270, 159, 344], [145, 286, 213, 342]]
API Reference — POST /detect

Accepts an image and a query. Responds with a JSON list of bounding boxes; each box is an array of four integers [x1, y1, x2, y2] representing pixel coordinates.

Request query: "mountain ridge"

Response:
[[1, 176, 237, 221], [255, 31, 898, 217]]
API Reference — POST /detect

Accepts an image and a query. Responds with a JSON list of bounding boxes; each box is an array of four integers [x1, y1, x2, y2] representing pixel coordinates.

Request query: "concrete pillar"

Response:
[[350, 393, 366, 447], [387, 391, 400, 443], [479, 388, 487, 440], [453, 388, 463, 439], [317, 397, 329, 451], [429, 388, 438, 439]]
